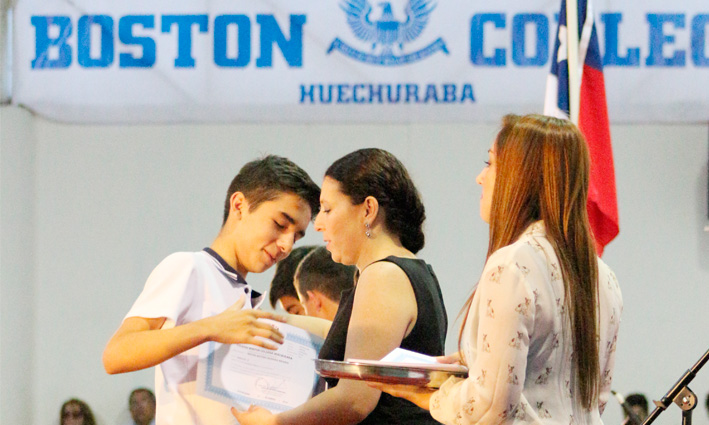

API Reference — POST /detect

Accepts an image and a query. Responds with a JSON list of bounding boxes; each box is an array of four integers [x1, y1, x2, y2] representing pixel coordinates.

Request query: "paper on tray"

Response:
[[348, 348, 468, 373]]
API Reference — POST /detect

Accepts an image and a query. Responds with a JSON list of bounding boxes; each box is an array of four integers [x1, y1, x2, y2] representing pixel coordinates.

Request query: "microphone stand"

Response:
[[641, 348, 709, 425]]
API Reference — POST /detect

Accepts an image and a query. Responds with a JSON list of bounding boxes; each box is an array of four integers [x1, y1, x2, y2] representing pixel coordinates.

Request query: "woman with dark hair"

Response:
[[371, 115, 623, 425], [60, 398, 97, 425], [233, 148, 448, 424]]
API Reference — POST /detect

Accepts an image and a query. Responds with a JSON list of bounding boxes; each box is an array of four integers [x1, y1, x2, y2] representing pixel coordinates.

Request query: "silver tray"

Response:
[[314, 359, 468, 388]]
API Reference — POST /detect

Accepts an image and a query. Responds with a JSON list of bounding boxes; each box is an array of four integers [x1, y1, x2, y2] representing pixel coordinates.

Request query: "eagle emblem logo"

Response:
[[328, 0, 448, 65]]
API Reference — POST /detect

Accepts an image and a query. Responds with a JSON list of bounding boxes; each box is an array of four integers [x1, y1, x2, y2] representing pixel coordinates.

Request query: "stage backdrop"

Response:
[[11, 0, 709, 123]]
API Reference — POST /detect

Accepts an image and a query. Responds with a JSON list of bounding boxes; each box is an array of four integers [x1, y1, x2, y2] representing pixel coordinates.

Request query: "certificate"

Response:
[[196, 319, 324, 413]]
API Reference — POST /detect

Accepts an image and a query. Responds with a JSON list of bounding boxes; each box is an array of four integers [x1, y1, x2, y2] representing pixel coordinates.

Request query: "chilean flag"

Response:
[[544, 0, 619, 256]]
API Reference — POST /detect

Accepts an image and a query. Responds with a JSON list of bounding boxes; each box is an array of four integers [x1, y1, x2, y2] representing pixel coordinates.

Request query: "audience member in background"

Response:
[[269, 245, 318, 315], [704, 392, 708, 420], [128, 388, 156, 425], [294, 246, 355, 320], [60, 398, 97, 425], [622, 393, 649, 425]]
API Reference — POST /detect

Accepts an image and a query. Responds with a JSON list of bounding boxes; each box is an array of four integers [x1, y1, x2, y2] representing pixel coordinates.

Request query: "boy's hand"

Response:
[[231, 405, 278, 425], [205, 296, 286, 349]]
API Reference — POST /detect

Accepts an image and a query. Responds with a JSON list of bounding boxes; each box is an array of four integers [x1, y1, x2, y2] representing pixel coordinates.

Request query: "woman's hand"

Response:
[[231, 405, 278, 425], [366, 382, 435, 410], [436, 351, 462, 365]]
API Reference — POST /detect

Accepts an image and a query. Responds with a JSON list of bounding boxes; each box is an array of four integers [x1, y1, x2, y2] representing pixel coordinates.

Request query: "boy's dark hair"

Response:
[[295, 246, 355, 302], [268, 245, 318, 308], [223, 155, 320, 224]]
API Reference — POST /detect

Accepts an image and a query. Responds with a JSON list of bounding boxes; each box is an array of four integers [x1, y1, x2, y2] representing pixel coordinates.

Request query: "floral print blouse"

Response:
[[430, 222, 623, 425]]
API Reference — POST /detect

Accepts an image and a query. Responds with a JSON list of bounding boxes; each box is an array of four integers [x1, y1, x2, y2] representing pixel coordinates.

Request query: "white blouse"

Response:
[[430, 222, 623, 425]]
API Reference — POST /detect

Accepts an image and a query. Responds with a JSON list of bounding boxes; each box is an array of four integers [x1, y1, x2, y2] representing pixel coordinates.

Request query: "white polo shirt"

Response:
[[125, 249, 264, 425]]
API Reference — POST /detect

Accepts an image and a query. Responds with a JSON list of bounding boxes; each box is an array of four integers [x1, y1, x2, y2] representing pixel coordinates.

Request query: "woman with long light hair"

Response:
[[373, 114, 623, 425]]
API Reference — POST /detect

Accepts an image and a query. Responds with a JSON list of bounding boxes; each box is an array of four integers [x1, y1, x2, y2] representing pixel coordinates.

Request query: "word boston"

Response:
[[30, 13, 305, 69]]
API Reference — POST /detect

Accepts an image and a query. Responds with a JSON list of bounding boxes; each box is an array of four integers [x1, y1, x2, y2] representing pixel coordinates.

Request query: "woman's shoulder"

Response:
[[488, 231, 550, 268], [359, 258, 410, 282], [596, 257, 622, 297], [482, 227, 557, 289]]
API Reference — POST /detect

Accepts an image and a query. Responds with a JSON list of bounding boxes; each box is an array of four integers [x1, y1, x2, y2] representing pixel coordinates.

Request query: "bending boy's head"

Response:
[[269, 245, 318, 313], [294, 246, 355, 318], [223, 155, 320, 225]]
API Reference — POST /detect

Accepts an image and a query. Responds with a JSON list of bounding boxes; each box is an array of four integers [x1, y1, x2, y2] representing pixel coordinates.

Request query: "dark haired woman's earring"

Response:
[[365, 223, 372, 238]]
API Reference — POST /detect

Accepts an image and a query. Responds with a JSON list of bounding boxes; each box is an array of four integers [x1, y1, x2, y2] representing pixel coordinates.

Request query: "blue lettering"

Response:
[[337, 84, 350, 103], [369, 84, 383, 103], [691, 14, 709, 66], [300, 85, 314, 103], [470, 13, 506, 66], [601, 13, 639, 66], [461, 84, 475, 102], [78, 15, 114, 68], [297, 84, 477, 104], [443, 84, 456, 103], [387, 85, 401, 103], [512, 14, 548, 67], [119, 15, 156, 68], [319, 85, 333, 103], [423, 84, 439, 103], [214, 15, 250, 67], [352, 84, 366, 103], [161, 15, 209, 68], [646, 14, 686, 67], [256, 15, 305, 68], [31, 16, 72, 69], [405, 84, 419, 103]]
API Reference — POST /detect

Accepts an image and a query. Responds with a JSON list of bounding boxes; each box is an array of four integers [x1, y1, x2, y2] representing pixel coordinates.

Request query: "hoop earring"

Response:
[[365, 223, 372, 238]]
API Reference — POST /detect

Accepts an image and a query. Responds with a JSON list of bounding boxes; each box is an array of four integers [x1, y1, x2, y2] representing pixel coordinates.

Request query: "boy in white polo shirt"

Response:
[[103, 155, 320, 425]]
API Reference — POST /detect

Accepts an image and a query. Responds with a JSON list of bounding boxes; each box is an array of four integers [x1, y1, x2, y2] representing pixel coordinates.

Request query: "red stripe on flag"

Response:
[[579, 65, 619, 256]]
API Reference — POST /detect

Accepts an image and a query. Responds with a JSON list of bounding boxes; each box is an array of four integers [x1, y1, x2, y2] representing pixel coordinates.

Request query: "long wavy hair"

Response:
[[460, 114, 600, 409]]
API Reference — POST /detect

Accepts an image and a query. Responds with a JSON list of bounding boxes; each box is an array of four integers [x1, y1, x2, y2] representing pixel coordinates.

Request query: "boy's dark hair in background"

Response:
[[269, 245, 318, 309], [295, 246, 355, 303]]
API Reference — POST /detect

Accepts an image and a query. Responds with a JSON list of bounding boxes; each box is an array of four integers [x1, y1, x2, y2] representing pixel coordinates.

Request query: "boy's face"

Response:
[[278, 295, 305, 315], [232, 192, 312, 276]]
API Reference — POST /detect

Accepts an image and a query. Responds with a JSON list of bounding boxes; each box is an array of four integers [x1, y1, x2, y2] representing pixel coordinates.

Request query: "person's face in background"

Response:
[[314, 177, 366, 265], [476, 144, 497, 223], [129, 390, 156, 425], [277, 295, 305, 315], [62, 402, 84, 425], [630, 405, 647, 421]]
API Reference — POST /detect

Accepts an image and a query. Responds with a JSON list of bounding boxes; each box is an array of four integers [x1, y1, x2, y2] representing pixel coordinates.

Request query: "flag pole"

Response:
[[566, 0, 580, 124]]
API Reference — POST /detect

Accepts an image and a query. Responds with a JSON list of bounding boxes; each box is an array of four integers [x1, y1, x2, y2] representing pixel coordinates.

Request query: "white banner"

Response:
[[11, 0, 709, 123]]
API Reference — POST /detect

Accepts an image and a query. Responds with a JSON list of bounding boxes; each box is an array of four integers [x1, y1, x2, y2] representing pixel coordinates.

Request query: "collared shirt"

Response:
[[124, 249, 264, 425]]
